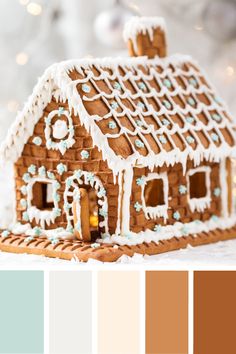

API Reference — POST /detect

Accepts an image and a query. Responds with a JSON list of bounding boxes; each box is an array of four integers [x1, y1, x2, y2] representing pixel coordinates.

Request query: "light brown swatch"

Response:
[[98, 271, 140, 354], [146, 271, 188, 354], [194, 271, 236, 354]]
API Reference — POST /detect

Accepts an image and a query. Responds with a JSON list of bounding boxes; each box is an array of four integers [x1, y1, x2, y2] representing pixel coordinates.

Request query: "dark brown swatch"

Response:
[[194, 271, 236, 354], [146, 271, 188, 354]]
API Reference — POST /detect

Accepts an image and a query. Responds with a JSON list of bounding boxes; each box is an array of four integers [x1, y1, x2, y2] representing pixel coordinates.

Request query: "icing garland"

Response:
[[44, 107, 75, 155], [63, 170, 108, 236]]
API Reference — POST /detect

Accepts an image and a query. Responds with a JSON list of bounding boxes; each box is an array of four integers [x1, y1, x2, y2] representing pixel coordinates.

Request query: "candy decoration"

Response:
[[134, 201, 142, 212], [179, 185, 187, 194], [186, 136, 195, 144], [80, 150, 90, 159], [135, 139, 144, 148], [211, 133, 219, 142], [173, 211, 180, 220], [82, 84, 91, 93], [213, 187, 221, 197], [32, 137, 42, 146]]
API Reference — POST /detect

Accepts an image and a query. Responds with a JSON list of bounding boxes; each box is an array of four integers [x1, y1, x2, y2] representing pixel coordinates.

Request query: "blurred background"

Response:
[[0, 0, 236, 226]]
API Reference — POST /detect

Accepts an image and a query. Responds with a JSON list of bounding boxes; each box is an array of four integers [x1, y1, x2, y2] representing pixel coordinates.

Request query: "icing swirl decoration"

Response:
[[44, 107, 75, 155]]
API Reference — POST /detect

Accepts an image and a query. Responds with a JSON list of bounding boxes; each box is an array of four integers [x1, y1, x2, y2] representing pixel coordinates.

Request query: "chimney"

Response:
[[123, 17, 167, 59]]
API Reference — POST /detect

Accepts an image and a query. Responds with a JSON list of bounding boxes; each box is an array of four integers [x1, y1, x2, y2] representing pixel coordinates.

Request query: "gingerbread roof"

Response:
[[1, 55, 236, 174]]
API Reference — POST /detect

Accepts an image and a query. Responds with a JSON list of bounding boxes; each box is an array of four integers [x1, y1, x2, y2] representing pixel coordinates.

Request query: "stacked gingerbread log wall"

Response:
[[14, 98, 119, 233], [130, 161, 221, 233]]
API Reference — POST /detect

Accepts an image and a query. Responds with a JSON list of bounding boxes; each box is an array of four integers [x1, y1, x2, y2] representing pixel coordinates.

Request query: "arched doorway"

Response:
[[64, 170, 108, 241]]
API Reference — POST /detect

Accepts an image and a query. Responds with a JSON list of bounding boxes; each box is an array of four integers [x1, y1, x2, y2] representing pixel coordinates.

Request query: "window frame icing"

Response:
[[187, 166, 211, 213], [141, 172, 169, 222]]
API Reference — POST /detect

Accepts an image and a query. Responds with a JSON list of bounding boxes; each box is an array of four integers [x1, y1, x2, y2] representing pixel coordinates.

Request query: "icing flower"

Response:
[[181, 225, 189, 235], [186, 116, 195, 124], [74, 170, 82, 179], [53, 207, 61, 217], [187, 97, 195, 106], [173, 211, 180, 220], [213, 187, 221, 197], [33, 226, 42, 236], [214, 96, 221, 104], [49, 237, 59, 245], [189, 77, 198, 87], [66, 178, 73, 188], [162, 118, 170, 127], [32, 137, 42, 146], [137, 101, 145, 110], [99, 208, 108, 218], [179, 185, 187, 194], [108, 121, 117, 129], [97, 187, 106, 198], [135, 139, 144, 148], [80, 150, 90, 160], [113, 81, 122, 91], [163, 79, 172, 88], [211, 133, 219, 142], [212, 113, 221, 122], [38, 166, 46, 177], [136, 176, 145, 186], [20, 185, 27, 195], [1, 230, 10, 238], [54, 181, 61, 190], [24, 236, 34, 243], [82, 84, 91, 93], [159, 135, 167, 144], [20, 199, 27, 208], [87, 172, 95, 183], [54, 193, 60, 203], [134, 202, 142, 212], [64, 202, 71, 211], [22, 211, 29, 221], [154, 225, 162, 232], [111, 101, 119, 110], [58, 107, 64, 116], [211, 215, 219, 222], [186, 136, 195, 144], [45, 116, 52, 125], [57, 163, 67, 175], [135, 120, 144, 127], [138, 82, 147, 91], [162, 100, 171, 109], [66, 225, 74, 233], [91, 243, 100, 248], [28, 164, 36, 175], [47, 172, 55, 180], [23, 173, 31, 183]]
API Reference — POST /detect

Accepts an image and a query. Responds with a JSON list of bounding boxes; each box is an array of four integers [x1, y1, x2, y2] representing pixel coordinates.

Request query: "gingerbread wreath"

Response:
[[0, 16, 236, 262]]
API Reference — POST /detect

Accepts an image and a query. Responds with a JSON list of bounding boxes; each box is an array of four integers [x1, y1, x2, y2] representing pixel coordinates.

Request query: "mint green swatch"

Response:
[[0, 271, 44, 353]]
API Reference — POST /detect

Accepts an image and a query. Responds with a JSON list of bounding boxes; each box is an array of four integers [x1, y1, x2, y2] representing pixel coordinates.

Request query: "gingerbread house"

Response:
[[0, 16, 236, 262]]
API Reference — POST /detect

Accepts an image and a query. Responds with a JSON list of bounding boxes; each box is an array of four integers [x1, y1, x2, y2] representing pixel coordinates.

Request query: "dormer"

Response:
[[123, 16, 167, 58]]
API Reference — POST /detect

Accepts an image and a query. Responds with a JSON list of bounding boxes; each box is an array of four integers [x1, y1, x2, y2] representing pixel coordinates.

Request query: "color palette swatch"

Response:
[[0, 270, 235, 353], [146, 271, 188, 354], [0, 271, 44, 354]]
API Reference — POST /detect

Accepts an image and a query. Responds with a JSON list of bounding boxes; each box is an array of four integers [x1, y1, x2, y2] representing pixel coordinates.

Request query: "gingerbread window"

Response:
[[141, 172, 168, 221], [187, 166, 211, 213], [31, 182, 54, 210]]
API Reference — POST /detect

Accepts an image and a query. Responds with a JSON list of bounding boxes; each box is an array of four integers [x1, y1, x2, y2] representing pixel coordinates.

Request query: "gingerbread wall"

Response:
[[14, 97, 119, 234], [130, 160, 221, 233]]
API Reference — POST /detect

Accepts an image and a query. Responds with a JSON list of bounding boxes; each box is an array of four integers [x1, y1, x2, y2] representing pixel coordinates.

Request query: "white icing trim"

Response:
[[121, 167, 133, 235], [141, 172, 168, 222], [26, 177, 59, 229], [100, 215, 236, 246], [220, 158, 228, 217], [63, 170, 109, 236], [1, 55, 235, 177], [44, 108, 75, 155], [123, 16, 166, 55], [186, 166, 211, 213]]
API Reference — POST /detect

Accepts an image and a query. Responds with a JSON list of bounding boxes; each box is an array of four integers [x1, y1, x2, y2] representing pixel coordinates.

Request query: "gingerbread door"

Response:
[[73, 187, 99, 242]]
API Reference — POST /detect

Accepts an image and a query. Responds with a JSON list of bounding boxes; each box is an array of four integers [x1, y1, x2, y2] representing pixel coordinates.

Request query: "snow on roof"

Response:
[[0, 55, 235, 175]]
